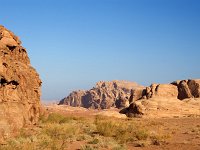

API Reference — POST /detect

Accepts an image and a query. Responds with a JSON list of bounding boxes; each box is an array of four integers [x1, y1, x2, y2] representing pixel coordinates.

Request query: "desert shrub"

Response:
[[80, 145, 97, 150], [135, 129, 149, 140], [95, 137, 127, 150], [95, 120, 118, 137], [37, 123, 81, 149], [76, 135, 87, 141], [42, 113, 75, 124], [112, 145, 127, 150], [94, 115, 149, 144], [115, 125, 133, 143], [88, 138, 99, 144], [83, 123, 96, 135], [150, 134, 169, 145], [43, 123, 79, 140]]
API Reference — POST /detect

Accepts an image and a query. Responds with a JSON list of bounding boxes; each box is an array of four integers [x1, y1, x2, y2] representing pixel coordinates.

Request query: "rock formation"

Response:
[[119, 102, 144, 118], [145, 84, 178, 99], [0, 25, 41, 141], [59, 90, 86, 107], [120, 79, 200, 117], [172, 79, 200, 100], [60, 79, 200, 111], [141, 79, 200, 100], [59, 80, 144, 109]]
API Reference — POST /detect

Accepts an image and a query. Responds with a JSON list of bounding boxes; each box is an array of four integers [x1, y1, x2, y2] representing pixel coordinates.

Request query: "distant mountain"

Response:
[[59, 79, 200, 112], [59, 80, 144, 109]]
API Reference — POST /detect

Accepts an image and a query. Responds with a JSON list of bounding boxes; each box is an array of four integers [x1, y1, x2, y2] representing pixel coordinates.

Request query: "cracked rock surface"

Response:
[[0, 25, 41, 141]]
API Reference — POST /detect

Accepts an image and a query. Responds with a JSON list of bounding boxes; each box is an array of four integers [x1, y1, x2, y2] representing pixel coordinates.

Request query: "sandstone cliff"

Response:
[[121, 79, 200, 117], [59, 80, 144, 109], [60, 79, 200, 116], [0, 25, 41, 141], [143, 79, 200, 100]]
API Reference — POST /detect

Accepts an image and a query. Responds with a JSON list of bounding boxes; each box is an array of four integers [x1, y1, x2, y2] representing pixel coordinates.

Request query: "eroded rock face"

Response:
[[119, 102, 144, 118], [145, 84, 178, 99], [0, 25, 41, 140], [59, 90, 86, 107], [122, 79, 200, 118], [143, 79, 200, 100], [59, 80, 144, 109], [172, 79, 200, 100]]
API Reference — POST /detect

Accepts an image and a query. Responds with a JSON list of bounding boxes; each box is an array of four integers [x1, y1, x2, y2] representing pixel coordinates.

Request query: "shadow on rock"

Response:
[[119, 102, 143, 118]]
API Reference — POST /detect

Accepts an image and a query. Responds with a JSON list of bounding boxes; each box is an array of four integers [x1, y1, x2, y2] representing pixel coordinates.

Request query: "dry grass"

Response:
[[95, 116, 149, 143], [0, 113, 171, 150]]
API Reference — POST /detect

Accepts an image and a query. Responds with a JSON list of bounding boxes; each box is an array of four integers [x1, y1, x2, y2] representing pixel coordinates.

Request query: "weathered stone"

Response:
[[59, 90, 86, 107], [155, 84, 178, 98], [177, 80, 192, 100], [59, 80, 144, 109], [131, 88, 145, 101], [119, 102, 144, 118], [144, 84, 178, 99], [0, 25, 41, 141], [188, 79, 200, 98], [171, 79, 200, 100]]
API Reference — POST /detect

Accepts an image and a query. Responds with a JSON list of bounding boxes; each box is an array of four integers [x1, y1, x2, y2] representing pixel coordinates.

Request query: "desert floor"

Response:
[[44, 104, 200, 150]]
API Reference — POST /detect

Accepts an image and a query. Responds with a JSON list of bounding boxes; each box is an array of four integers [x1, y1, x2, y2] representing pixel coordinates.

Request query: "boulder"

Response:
[[188, 79, 200, 98], [177, 80, 192, 100], [172, 79, 200, 100], [0, 25, 41, 141], [119, 102, 144, 118]]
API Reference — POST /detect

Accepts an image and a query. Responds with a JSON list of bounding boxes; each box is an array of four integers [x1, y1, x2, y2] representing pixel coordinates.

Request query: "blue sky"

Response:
[[1, 0, 200, 101]]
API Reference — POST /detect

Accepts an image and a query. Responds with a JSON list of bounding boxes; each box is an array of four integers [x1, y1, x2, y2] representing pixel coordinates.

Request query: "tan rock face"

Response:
[[172, 79, 200, 100], [0, 25, 41, 140], [119, 102, 144, 118], [143, 79, 200, 100], [123, 79, 200, 118], [187, 79, 200, 98], [59, 80, 144, 109], [59, 90, 86, 107], [145, 84, 178, 99], [177, 80, 193, 99]]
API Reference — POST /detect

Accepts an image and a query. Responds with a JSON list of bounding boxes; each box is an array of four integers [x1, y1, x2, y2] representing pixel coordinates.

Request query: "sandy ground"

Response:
[[44, 99, 200, 150]]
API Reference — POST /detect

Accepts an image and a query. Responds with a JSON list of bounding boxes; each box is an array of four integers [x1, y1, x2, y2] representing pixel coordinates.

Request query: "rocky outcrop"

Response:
[[121, 79, 200, 118], [0, 25, 41, 141], [188, 80, 200, 98], [59, 80, 144, 109], [172, 80, 192, 100], [145, 84, 178, 99], [59, 90, 86, 107], [119, 102, 144, 118], [172, 79, 200, 100], [142, 79, 200, 100], [60, 79, 200, 111]]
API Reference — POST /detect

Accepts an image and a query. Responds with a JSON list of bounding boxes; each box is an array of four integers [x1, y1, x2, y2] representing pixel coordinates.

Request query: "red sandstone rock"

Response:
[[0, 25, 41, 141]]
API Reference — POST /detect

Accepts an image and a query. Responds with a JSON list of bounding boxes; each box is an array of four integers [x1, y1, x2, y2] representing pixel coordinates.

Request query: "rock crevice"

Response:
[[0, 25, 41, 141]]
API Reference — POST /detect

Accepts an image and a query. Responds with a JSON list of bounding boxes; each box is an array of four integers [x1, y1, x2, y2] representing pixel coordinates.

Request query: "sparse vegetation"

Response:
[[1, 113, 172, 150], [95, 115, 149, 143]]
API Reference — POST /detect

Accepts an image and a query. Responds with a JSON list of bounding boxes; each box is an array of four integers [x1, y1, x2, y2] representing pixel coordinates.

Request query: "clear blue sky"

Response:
[[1, 0, 200, 101]]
